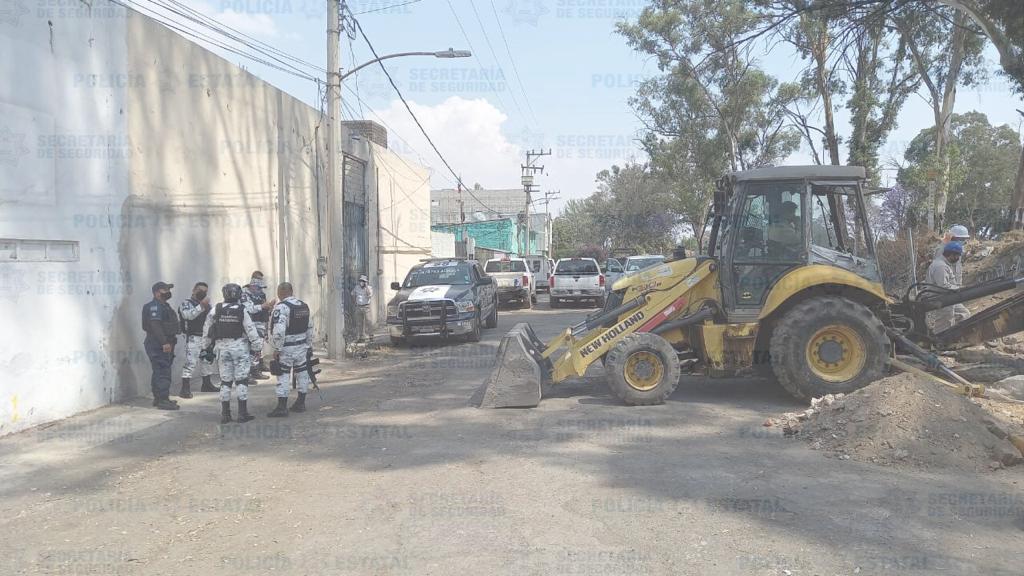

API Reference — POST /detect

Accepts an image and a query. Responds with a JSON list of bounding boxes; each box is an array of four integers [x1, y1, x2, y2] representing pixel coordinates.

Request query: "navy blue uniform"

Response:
[[142, 298, 180, 400]]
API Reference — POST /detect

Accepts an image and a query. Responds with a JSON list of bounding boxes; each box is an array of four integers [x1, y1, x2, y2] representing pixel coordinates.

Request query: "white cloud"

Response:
[[374, 96, 522, 190]]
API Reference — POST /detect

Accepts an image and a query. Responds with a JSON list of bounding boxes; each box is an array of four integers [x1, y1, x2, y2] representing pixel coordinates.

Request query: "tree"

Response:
[[898, 112, 1022, 235], [751, 0, 1024, 227], [843, 10, 920, 187], [551, 164, 678, 256], [897, 6, 988, 229], [878, 183, 916, 237], [617, 0, 800, 251]]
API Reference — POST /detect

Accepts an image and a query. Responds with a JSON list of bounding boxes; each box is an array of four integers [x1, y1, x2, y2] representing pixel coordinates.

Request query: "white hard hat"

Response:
[[949, 224, 969, 239]]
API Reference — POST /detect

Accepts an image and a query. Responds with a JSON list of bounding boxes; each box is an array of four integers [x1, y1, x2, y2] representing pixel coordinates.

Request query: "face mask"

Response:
[[195, 290, 207, 300]]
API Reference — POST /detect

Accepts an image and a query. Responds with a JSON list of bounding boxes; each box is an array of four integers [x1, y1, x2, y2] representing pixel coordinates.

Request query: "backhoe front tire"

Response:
[[605, 333, 681, 405], [769, 296, 889, 401]]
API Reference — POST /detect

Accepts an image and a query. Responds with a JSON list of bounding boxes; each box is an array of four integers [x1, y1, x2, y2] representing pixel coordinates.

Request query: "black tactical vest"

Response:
[[179, 299, 209, 336], [248, 290, 269, 322], [283, 300, 310, 335], [213, 303, 244, 339], [142, 300, 181, 336]]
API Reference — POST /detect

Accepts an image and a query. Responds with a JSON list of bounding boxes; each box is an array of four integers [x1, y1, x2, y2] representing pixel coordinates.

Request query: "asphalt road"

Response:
[[1, 293, 1021, 575]]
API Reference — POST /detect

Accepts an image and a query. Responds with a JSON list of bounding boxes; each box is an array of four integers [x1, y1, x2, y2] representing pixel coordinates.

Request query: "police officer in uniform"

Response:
[[202, 283, 262, 424], [267, 282, 314, 417], [142, 281, 180, 410], [177, 282, 217, 397], [241, 271, 274, 381]]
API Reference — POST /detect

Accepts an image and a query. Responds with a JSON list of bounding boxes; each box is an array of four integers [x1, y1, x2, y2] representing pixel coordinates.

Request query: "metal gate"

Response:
[[343, 154, 368, 339]]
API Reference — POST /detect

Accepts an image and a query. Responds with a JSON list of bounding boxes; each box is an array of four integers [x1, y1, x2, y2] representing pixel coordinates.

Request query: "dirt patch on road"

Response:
[[772, 373, 1024, 473]]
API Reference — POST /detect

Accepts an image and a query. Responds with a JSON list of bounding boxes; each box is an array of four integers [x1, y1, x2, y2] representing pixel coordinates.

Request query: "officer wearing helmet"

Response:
[[926, 242, 971, 331], [934, 224, 970, 286], [267, 282, 314, 417], [202, 283, 262, 423]]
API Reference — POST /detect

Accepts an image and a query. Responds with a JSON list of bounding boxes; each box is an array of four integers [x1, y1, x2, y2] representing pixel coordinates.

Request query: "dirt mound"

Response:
[[772, 373, 1024, 473]]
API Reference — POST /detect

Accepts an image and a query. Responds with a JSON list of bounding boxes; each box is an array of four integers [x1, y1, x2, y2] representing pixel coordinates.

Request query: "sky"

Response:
[[163, 0, 1022, 214]]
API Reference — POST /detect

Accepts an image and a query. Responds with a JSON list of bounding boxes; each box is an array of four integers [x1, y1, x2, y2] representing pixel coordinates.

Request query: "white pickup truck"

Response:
[[484, 256, 536, 309], [549, 257, 605, 308]]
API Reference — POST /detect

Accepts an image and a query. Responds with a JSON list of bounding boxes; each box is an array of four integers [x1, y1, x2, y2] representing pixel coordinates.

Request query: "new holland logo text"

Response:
[[579, 310, 646, 359]]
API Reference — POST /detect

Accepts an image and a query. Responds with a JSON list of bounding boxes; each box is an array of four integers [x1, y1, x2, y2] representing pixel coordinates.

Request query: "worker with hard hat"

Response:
[[934, 224, 970, 285], [926, 241, 971, 331]]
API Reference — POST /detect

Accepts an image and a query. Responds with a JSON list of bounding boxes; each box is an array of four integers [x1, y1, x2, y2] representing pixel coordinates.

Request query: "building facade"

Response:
[[0, 2, 430, 436]]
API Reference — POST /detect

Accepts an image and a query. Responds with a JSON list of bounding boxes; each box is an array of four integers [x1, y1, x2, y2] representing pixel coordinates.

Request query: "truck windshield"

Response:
[[485, 260, 527, 273], [404, 265, 471, 287], [556, 260, 598, 275]]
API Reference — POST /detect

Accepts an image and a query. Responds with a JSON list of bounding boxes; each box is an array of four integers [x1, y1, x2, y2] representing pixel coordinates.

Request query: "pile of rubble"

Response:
[[767, 373, 1024, 472]]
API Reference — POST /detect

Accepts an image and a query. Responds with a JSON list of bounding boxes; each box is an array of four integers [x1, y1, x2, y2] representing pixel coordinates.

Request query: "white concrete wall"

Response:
[[0, 3, 132, 435], [370, 143, 432, 324], [0, 2, 391, 436], [113, 9, 331, 391]]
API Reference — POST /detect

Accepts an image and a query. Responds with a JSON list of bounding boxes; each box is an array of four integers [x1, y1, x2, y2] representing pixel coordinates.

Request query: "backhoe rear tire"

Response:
[[605, 333, 681, 406], [769, 296, 889, 401]]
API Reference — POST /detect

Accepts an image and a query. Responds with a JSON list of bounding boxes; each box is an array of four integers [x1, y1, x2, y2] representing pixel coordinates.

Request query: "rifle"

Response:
[[269, 351, 324, 402]]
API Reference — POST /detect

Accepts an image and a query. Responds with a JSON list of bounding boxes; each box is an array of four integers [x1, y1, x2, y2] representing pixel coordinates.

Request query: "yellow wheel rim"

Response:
[[623, 351, 665, 391], [805, 324, 866, 383]]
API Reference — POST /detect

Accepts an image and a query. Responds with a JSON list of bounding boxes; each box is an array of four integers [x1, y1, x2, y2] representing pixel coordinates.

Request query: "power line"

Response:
[[156, 0, 326, 74], [442, 0, 513, 116], [464, 0, 526, 119], [486, 0, 538, 125], [349, 13, 501, 214], [343, 83, 459, 189], [110, 0, 320, 82]]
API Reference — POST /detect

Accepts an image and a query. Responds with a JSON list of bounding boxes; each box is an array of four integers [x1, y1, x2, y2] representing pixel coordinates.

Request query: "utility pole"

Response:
[[521, 149, 550, 256], [326, 0, 346, 359], [540, 190, 560, 256], [458, 177, 466, 256]]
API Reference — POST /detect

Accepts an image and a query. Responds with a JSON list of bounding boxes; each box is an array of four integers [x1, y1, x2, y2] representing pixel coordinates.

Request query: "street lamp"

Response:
[[341, 48, 472, 80]]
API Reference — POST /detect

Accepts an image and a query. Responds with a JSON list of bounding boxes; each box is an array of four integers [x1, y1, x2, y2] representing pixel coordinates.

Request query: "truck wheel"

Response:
[[531, 293, 537, 304], [390, 336, 405, 347], [484, 298, 498, 328], [465, 313, 482, 342], [522, 295, 532, 309], [596, 295, 606, 309], [769, 296, 889, 400], [605, 333, 681, 405], [550, 297, 559, 309]]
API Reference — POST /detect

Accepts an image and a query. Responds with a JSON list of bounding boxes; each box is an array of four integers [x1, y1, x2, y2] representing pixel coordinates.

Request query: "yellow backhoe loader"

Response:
[[480, 165, 1024, 408]]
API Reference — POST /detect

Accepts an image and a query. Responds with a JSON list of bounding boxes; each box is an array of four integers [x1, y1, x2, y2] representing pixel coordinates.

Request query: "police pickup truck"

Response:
[[386, 259, 498, 344]]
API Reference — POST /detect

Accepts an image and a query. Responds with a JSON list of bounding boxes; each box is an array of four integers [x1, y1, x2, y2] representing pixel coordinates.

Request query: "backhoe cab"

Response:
[[479, 166, 1023, 408]]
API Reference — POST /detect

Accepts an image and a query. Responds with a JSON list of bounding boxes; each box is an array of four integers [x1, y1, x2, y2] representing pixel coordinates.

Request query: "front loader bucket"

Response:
[[479, 323, 550, 408]]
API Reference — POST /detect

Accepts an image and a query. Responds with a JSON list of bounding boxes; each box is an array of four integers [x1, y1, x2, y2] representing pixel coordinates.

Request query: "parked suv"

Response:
[[550, 257, 605, 308], [484, 256, 536, 308], [386, 258, 498, 344]]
